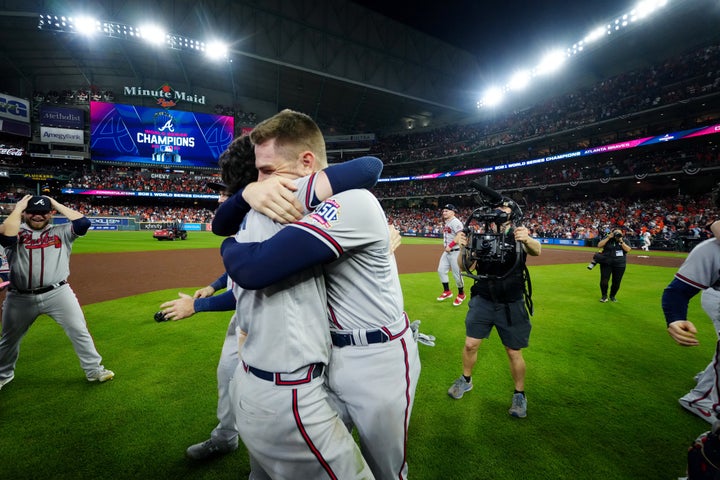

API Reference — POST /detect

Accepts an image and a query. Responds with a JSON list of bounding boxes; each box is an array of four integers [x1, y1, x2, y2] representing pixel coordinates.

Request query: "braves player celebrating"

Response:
[[662, 190, 720, 423], [218, 114, 420, 480], [437, 204, 466, 305], [213, 110, 386, 479], [0, 195, 113, 391]]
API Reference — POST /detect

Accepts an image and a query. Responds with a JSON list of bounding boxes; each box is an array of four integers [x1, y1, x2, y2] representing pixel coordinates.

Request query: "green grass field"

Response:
[[0, 233, 710, 479]]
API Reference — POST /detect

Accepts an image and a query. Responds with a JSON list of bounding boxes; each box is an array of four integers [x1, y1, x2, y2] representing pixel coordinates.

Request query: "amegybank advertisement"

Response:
[[89, 101, 234, 168]]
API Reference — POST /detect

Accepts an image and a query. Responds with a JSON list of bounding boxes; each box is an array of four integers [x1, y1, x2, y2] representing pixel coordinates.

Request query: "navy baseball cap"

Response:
[[443, 204, 457, 211], [25, 196, 52, 214], [206, 181, 228, 192]]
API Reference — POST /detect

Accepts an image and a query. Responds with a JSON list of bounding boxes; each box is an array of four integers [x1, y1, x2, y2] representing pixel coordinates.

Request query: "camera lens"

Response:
[[587, 262, 596, 270]]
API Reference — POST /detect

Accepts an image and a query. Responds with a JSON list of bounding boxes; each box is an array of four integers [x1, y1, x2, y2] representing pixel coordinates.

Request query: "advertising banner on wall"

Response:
[[40, 126, 85, 144], [39, 105, 84, 129], [0, 93, 30, 123]]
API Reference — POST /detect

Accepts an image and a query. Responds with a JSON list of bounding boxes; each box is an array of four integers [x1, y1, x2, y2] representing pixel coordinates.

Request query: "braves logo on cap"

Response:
[[25, 196, 51, 213]]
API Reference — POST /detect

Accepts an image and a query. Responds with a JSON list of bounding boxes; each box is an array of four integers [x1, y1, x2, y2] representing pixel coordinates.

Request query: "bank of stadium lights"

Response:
[[476, 0, 669, 108], [37, 14, 230, 61]]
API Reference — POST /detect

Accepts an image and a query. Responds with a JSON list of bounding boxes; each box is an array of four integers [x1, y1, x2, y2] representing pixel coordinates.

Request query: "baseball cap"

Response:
[[25, 196, 52, 214], [443, 204, 457, 211], [206, 181, 228, 192]]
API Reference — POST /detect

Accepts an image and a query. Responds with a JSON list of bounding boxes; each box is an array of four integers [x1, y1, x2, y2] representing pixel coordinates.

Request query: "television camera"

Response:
[[460, 181, 525, 280]]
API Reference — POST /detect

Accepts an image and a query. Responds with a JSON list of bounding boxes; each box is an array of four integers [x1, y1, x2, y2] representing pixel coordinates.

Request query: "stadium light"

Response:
[[138, 24, 167, 46], [205, 40, 229, 60], [74, 16, 99, 36], [480, 87, 504, 108], [37, 14, 232, 62], [508, 70, 531, 91], [535, 50, 566, 76], [476, 0, 672, 110]]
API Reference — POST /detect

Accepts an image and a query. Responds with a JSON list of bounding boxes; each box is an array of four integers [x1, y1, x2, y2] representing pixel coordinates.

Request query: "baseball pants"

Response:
[[230, 365, 374, 480], [0, 284, 104, 381], [326, 327, 421, 480], [437, 250, 464, 288], [211, 314, 240, 449], [681, 288, 720, 417]]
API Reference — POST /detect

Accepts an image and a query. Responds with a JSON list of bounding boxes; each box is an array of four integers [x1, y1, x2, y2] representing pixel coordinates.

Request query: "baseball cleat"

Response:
[[453, 293, 466, 306], [186, 438, 238, 460], [679, 398, 717, 424], [87, 368, 115, 383], [448, 376, 472, 399], [0, 374, 15, 391], [436, 291, 453, 301], [509, 393, 528, 418], [599, 297, 608, 303]]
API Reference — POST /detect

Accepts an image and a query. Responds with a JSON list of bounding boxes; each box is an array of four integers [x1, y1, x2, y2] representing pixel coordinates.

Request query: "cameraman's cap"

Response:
[[443, 204, 458, 212], [206, 181, 228, 192], [25, 196, 52, 214]]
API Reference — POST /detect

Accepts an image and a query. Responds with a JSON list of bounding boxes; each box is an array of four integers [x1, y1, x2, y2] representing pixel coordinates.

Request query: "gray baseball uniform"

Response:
[[294, 188, 421, 480], [438, 215, 465, 288], [669, 238, 720, 420], [0, 220, 107, 383], [228, 175, 373, 480]]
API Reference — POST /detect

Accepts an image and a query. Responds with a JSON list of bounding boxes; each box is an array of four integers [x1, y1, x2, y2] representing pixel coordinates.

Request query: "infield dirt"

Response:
[[61, 245, 683, 305]]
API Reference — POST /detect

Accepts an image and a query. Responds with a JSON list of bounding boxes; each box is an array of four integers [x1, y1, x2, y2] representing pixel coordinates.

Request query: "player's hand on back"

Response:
[[667, 320, 700, 346], [388, 224, 402, 253], [243, 177, 303, 224]]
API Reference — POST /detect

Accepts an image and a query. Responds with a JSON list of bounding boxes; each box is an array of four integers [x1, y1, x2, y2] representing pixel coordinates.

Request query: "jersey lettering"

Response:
[[20, 230, 62, 250]]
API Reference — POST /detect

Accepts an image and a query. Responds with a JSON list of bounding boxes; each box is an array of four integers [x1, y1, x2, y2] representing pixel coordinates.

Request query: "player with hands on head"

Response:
[[0, 195, 113, 391], [662, 184, 720, 423]]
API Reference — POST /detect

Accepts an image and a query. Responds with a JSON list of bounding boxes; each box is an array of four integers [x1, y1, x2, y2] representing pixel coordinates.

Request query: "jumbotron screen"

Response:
[[89, 101, 234, 168]]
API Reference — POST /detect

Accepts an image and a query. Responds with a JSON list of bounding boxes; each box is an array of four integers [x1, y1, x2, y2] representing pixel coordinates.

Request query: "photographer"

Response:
[[447, 200, 541, 419], [596, 229, 632, 302]]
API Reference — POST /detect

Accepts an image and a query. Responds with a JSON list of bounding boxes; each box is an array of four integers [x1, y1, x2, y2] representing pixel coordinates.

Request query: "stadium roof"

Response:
[[0, 0, 718, 135]]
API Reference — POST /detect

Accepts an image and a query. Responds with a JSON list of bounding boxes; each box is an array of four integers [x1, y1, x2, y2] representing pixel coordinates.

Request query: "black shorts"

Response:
[[465, 295, 531, 350]]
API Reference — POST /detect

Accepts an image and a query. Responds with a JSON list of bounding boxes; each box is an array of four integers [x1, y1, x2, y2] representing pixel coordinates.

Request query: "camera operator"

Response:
[[447, 202, 541, 419], [596, 229, 632, 302]]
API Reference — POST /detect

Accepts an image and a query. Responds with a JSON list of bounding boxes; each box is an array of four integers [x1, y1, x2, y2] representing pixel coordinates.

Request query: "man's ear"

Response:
[[299, 151, 316, 173]]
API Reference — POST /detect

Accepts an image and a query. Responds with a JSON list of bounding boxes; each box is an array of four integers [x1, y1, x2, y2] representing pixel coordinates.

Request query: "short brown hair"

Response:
[[250, 109, 327, 169]]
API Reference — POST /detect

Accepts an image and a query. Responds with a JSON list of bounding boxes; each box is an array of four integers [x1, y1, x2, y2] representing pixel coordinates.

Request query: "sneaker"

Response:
[[87, 368, 115, 383], [599, 297, 608, 303], [448, 376, 473, 399], [453, 293, 466, 306], [436, 291, 453, 301], [0, 374, 14, 391], [610, 297, 617, 302], [186, 438, 238, 460], [509, 393, 527, 418], [679, 398, 717, 424]]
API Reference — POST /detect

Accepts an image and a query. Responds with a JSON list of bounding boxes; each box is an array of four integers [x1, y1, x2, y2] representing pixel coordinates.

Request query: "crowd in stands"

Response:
[[367, 42, 720, 167], [385, 193, 718, 250], [66, 165, 221, 195]]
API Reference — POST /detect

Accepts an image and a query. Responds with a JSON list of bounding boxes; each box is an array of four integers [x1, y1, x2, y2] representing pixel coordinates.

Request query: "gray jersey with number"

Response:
[[675, 238, 720, 291], [6, 222, 77, 289], [290, 188, 404, 330], [232, 176, 330, 372]]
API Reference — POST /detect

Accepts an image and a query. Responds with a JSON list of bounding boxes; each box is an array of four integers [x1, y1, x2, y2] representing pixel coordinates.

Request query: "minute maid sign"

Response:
[[123, 83, 206, 108]]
